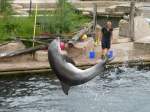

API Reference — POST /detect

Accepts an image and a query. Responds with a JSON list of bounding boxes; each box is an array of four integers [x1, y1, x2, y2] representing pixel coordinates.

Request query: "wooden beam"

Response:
[[72, 22, 93, 43], [0, 45, 47, 59]]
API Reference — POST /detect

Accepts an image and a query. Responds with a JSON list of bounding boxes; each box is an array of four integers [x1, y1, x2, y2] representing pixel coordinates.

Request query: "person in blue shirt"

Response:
[[101, 21, 113, 59]]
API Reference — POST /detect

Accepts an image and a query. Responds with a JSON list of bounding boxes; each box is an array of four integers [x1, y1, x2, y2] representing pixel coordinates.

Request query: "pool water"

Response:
[[0, 67, 150, 112]]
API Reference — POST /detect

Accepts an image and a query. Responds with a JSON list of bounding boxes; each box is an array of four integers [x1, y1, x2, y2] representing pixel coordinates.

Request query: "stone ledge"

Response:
[[35, 50, 48, 62], [0, 41, 25, 53], [0, 54, 32, 62]]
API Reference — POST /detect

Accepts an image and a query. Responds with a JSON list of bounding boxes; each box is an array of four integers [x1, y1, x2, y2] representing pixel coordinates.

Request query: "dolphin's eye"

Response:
[[52, 40, 60, 50], [52, 42, 58, 50]]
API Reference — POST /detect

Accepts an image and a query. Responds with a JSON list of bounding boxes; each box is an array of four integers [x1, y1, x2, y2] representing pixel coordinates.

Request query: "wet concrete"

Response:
[[1, 1, 150, 74], [0, 41, 150, 75]]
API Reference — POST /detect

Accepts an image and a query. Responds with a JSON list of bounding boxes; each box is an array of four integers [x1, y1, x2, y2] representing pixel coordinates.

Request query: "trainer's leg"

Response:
[[105, 41, 111, 56], [101, 41, 106, 59], [105, 48, 108, 56]]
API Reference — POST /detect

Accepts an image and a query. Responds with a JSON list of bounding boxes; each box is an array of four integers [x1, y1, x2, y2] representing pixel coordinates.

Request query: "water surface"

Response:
[[0, 67, 150, 112]]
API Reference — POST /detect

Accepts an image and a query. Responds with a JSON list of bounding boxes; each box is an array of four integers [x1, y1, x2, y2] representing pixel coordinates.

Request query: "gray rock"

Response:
[[119, 19, 130, 37]]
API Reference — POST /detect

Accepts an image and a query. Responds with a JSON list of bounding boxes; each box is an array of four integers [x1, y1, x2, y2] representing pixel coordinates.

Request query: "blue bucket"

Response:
[[89, 51, 96, 59], [107, 50, 113, 58]]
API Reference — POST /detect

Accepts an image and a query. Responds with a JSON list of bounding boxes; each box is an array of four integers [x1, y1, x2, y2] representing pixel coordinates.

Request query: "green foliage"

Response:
[[0, 0, 12, 15], [14, 17, 35, 38], [46, 0, 90, 34], [0, 16, 35, 41], [0, 0, 90, 43]]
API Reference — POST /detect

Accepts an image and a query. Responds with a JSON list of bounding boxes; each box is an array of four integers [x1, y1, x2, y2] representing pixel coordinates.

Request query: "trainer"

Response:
[[101, 21, 113, 59]]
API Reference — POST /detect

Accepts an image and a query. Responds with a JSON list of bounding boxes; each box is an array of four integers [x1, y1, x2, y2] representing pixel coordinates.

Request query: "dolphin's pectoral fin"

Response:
[[60, 82, 70, 95], [62, 55, 76, 65]]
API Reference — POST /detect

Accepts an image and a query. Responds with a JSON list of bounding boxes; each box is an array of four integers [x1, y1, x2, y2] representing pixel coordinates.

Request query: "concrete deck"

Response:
[[12, 0, 143, 17], [0, 42, 150, 75], [0, 19, 150, 75]]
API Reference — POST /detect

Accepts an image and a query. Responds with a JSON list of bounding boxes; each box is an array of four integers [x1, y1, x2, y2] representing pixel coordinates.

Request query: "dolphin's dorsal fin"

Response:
[[60, 82, 70, 95]]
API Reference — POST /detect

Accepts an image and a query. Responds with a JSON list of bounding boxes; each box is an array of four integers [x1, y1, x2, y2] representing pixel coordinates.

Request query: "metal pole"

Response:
[[93, 3, 97, 32], [0, 0, 1, 12], [33, 1, 38, 48], [129, 0, 135, 41], [29, 0, 32, 15]]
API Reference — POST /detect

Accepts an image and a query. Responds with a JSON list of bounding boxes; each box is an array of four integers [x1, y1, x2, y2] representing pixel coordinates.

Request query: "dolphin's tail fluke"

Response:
[[61, 82, 71, 95]]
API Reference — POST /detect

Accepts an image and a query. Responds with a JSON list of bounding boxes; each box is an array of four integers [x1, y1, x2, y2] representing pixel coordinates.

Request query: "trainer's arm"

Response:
[[100, 28, 104, 41], [99, 31, 102, 41]]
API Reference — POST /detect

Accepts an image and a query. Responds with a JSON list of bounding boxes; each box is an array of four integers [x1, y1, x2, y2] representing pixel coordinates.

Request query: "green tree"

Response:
[[47, 0, 90, 34], [0, 0, 11, 15]]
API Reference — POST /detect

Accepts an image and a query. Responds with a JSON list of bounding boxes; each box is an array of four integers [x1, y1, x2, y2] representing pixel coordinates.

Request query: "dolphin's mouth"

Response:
[[54, 39, 61, 53]]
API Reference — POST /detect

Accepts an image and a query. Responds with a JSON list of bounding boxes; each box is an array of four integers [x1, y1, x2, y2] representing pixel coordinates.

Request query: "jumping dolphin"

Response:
[[48, 39, 113, 95]]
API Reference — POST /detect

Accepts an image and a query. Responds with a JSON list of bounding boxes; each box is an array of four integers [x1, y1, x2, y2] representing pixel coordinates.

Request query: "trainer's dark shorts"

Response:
[[101, 40, 110, 49]]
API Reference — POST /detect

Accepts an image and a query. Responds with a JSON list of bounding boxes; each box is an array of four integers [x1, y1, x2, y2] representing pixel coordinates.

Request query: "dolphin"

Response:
[[48, 39, 113, 95]]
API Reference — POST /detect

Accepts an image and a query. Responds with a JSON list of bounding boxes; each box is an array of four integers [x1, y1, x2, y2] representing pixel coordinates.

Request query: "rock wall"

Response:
[[134, 16, 150, 40], [119, 19, 130, 37], [0, 41, 32, 62], [81, 0, 150, 2], [0, 41, 25, 52], [119, 16, 150, 40]]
